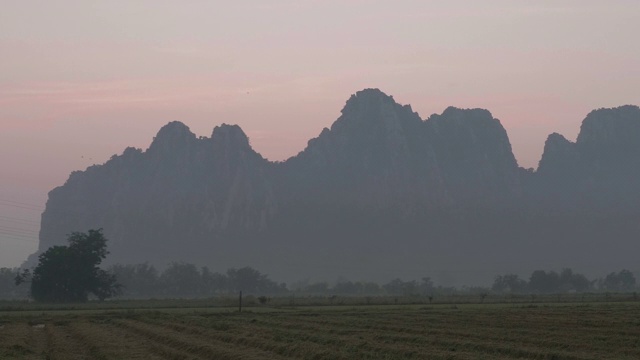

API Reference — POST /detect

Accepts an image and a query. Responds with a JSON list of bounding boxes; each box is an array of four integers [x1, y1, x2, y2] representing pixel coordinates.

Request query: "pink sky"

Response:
[[1, 1, 639, 267]]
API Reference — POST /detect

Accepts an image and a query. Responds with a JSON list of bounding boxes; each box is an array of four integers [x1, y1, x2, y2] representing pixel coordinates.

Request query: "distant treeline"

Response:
[[491, 269, 636, 294], [0, 264, 636, 300], [109, 263, 288, 299]]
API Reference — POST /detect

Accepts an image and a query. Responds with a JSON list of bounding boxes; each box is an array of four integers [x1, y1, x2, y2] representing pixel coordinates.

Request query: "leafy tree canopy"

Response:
[[603, 269, 636, 292], [28, 229, 120, 302], [492, 274, 528, 294]]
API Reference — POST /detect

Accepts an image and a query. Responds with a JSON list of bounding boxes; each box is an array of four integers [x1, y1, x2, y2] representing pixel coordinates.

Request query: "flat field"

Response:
[[1, 301, 639, 359]]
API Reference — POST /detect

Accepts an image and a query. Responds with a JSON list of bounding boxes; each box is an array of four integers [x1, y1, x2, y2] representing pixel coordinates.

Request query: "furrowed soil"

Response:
[[1, 302, 639, 359]]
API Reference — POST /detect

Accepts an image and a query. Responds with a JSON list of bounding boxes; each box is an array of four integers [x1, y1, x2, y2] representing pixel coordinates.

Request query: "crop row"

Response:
[[1, 303, 639, 359]]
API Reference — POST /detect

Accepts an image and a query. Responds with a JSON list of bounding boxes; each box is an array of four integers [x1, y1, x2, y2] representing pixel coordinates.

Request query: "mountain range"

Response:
[[29, 89, 640, 285]]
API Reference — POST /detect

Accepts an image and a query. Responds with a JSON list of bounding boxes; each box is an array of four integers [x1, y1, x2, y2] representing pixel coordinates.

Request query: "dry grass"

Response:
[[1, 301, 639, 359]]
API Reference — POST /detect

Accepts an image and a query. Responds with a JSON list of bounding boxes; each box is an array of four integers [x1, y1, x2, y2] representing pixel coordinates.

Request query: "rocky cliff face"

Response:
[[34, 121, 276, 267], [281, 89, 445, 210], [30, 91, 640, 284], [425, 106, 521, 204], [281, 89, 521, 209], [536, 105, 640, 206]]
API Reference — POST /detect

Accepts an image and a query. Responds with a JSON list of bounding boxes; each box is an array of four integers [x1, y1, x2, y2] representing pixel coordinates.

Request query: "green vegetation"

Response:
[[492, 268, 636, 294], [108, 263, 287, 299], [1, 229, 636, 302], [3, 262, 638, 301], [15, 229, 120, 302], [1, 300, 639, 359]]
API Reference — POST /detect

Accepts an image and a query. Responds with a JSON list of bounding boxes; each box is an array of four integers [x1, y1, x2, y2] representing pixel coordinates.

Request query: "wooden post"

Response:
[[239, 291, 242, 313]]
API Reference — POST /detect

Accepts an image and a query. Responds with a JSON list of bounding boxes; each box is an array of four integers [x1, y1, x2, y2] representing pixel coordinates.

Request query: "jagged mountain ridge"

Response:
[[31, 89, 640, 284], [39, 122, 277, 266], [536, 105, 640, 207]]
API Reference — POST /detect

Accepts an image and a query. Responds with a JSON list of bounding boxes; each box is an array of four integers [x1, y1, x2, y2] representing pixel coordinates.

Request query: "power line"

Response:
[[0, 198, 85, 216], [0, 221, 40, 234], [0, 236, 38, 247], [0, 230, 38, 241], [0, 215, 41, 225], [0, 202, 43, 212], [0, 198, 45, 209], [0, 225, 40, 236], [0, 234, 36, 242], [0, 197, 107, 218], [0, 230, 39, 242]]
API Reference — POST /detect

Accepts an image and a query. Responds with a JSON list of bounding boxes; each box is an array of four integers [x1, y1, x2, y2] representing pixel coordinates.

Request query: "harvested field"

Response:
[[1, 302, 639, 359]]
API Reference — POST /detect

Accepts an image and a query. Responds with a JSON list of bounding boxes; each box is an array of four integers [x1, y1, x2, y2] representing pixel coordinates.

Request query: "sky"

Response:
[[1, 1, 639, 268]]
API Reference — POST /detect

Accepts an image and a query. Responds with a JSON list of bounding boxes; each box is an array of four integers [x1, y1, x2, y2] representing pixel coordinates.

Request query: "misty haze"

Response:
[[23, 89, 640, 287], [2, 2, 640, 359]]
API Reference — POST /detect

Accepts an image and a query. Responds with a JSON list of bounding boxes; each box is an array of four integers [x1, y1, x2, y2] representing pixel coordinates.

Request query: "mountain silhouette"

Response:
[[29, 90, 640, 285]]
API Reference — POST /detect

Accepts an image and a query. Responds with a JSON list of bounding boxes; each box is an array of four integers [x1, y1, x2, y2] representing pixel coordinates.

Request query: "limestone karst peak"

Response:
[[577, 105, 640, 148], [340, 88, 402, 116], [537, 133, 578, 175], [148, 121, 196, 153], [328, 88, 421, 137], [434, 106, 495, 124], [211, 123, 251, 149], [28, 92, 640, 286]]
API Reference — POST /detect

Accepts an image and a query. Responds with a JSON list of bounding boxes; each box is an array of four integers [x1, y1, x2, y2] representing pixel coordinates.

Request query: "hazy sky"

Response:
[[1, 1, 639, 268]]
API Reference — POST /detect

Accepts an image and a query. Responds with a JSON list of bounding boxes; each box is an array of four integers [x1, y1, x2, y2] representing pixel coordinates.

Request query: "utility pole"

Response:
[[239, 290, 243, 313]]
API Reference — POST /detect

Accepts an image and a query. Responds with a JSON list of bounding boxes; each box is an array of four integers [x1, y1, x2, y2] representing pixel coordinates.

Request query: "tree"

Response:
[[109, 263, 160, 298], [528, 270, 560, 294], [226, 267, 286, 294], [201, 266, 227, 297], [305, 281, 329, 294], [333, 280, 360, 294], [29, 229, 120, 302], [382, 278, 418, 296], [227, 267, 265, 293], [0, 268, 29, 299], [160, 262, 203, 298], [419, 277, 435, 295], [603, 269, 636, 292], [492, 274, 527, 294], [559, 268, 591, 292]]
